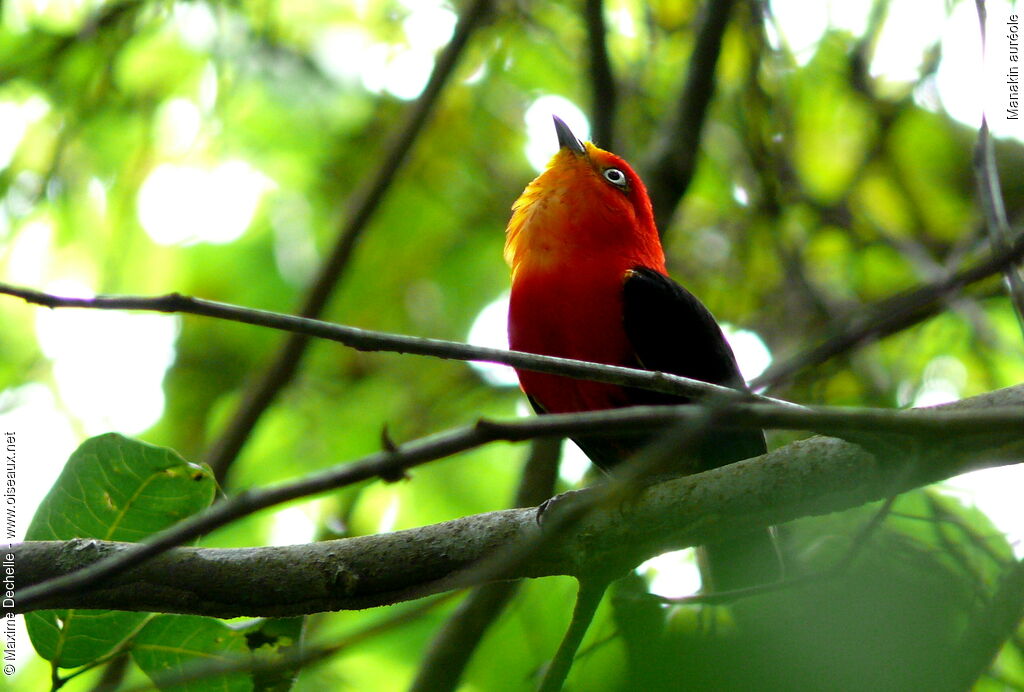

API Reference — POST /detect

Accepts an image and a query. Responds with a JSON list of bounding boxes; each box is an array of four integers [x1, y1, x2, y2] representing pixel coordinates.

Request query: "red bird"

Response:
[[505, 116, 777, 591]]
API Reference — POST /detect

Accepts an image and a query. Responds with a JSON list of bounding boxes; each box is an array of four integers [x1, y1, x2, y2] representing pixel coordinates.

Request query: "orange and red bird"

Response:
[[505, 116, 776, 591]]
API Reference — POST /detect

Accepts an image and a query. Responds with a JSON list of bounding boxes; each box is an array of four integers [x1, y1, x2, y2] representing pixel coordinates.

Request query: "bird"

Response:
[[504, 115, 778, 592]]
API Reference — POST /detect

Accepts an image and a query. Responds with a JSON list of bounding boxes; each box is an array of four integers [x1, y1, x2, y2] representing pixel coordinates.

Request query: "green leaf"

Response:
[[25, 610, 154, 671], [26, 432, 216, 542], [26, 433, 216, 668], [132, 614, 253, 692], [242, 617, 306, 692]]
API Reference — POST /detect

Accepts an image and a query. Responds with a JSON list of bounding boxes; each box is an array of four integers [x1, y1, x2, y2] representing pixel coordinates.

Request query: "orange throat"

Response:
[[505, 147, 665, 414]]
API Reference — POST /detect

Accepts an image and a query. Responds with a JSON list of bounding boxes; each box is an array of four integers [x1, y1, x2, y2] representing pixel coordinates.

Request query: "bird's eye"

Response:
[[603, 168, 627, 188]]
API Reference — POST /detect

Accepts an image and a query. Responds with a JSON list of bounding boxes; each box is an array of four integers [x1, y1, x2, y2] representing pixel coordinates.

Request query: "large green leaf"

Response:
[[132, 614, 252, 692], [25, 433, 216, 668]]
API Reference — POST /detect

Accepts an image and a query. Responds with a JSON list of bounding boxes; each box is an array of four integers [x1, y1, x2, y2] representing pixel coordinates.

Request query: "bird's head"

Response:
[[504, 116, 660, 273]]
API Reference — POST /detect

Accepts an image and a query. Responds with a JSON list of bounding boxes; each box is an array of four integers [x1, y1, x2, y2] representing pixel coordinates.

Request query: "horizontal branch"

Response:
[[13, 385, 1024, 617], [0, 281, 792, 406]]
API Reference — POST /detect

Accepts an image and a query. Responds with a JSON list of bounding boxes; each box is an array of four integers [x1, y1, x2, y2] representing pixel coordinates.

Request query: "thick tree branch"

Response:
[[8, 372, 1024, 610], [6, 260, 1024, 611], [12, 385, 1024, 618], [17, 394, 1014, 611], [204, 0, 494, 483]]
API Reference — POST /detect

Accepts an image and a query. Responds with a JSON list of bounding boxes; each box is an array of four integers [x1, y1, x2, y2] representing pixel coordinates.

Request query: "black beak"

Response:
[[553, 115, 586, 156]]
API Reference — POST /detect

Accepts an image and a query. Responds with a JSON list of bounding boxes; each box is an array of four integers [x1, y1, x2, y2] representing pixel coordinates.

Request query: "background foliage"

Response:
[[2, 0, 1023, 689]]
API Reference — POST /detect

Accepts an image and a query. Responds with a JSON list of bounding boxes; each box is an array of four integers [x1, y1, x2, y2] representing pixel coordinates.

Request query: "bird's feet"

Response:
[[535, 489, 588, 526]]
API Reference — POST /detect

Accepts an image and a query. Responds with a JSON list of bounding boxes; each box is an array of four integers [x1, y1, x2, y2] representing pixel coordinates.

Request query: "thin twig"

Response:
[[56, 615, 154, 688], [0, 281, 788, 406], [13, 277, 1024, 441], [5, 223, 1023, 413], [974, 120, 1024, 336], [204, 0, 494, 483], [947, 559, 1024, 692], [921, 493, 1013, 568], [10, 282, 1024, 442], [87, 655, 129, 692], [973, 0, 1024, 336]]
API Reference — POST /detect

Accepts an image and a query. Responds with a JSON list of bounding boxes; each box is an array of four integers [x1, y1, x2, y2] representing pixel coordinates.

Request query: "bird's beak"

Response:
[[553, 115, 586, 156]]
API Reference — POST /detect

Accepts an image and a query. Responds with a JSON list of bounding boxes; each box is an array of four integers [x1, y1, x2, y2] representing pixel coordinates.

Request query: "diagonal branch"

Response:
[[584, 0, 617, 149], [643, 0, 737, 229], [974, 118, 1024, 338], [752, 232, 1024, 390], [537, 578, 610, 692], [13, 384, 1024, 618], [204, 0, 494, 483], [947, 558, 1024, 691], [410, 438, 560, 692]]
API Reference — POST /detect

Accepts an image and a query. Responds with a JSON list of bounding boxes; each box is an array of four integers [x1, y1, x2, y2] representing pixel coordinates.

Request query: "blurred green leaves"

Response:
[[3, 0, 1024, 689]]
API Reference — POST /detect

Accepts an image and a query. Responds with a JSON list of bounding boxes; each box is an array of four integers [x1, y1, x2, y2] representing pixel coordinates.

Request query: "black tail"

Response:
[[699, 529, 780, 594]]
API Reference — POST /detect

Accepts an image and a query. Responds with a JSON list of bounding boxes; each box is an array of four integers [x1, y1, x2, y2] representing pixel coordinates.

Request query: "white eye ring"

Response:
[[603, 168, 627, 187]]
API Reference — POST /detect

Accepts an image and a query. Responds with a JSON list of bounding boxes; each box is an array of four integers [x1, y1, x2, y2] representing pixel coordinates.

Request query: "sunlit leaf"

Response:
[[25, 434, 216, 668]]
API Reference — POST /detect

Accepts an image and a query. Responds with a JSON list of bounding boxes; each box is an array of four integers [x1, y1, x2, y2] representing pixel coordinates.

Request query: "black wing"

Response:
[[623, 267, 778, 591], [621, 266, 766, 470], [622, 266, 745, 395]]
